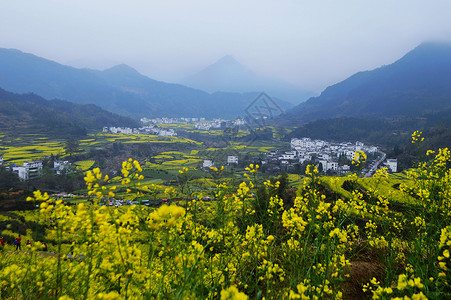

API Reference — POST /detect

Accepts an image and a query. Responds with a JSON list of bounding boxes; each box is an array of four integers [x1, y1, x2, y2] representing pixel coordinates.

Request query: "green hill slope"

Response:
[[284, 42, 451, 124], [0, 88, 139, 136]]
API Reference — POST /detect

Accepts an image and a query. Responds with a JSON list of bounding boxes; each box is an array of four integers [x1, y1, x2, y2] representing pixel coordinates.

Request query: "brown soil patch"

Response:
[[342, 261, 385, 300]]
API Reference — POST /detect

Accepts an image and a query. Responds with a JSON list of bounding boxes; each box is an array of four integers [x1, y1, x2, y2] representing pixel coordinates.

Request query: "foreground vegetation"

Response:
[[0, 133, 449, 299]]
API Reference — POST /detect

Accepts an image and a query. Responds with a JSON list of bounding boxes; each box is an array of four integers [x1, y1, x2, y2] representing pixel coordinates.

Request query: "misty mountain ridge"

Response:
[[284, 41, 451, 124], [0, 87, 139, 136], [0, 48, 293, 119], [103, 64, 143, 76], [182, 55, 315, 104]]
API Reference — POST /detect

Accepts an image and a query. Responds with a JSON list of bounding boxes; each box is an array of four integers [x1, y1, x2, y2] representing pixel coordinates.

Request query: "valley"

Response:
[[0, 34, 450, 299]]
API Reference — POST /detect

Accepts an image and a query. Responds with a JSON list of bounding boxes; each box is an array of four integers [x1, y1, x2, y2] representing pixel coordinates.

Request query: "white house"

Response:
[[327, 161, 338, 171], [317, 160, 338, 172], [195, 123, 212, 130], [344, 150, 354, 160], [109, 127, 133, 134], [386, 159, 398, 173], [299, 155, 312, 164], [318, 160, 328, 172], [339, 165, 351, 172], [329, 145, 340, 151], [227, 155, 238, 165], [280, 151, 297, 160], [203, 159, 214, 168], [355, 141, 364, 151], [291, 138, 313, 150], [12, 161, 43, 180], [54, 160, 71, 175], [319, 153, 331, 161], [368, 146, 378, 153], [158, 129, 177, 136], [314, 140, 326, 148]]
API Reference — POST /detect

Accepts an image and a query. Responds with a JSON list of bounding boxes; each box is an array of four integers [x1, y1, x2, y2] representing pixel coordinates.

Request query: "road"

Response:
[[363, 151, 386, 178]]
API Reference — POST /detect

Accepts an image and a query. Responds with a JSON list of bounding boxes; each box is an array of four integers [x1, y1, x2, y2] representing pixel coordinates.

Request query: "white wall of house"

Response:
[[386, 159, 398, 173], [340, 165, 351, 172], [12, 161, 43, 180], [203, 159, 214, 168], [227, 156, 238, 164], [318, 160, 328, 171], [368, 146, 378, 153], [327, 162, 338, 171], [54, 160, 71, 175], [280, 151, 297, 160]]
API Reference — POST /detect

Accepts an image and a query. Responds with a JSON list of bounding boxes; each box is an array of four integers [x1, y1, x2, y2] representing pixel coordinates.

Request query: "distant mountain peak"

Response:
[[182, 55, 313, 103], [0, 47, 294, 118], [213, 55, 243, 66], [201, 55, 250, 74], [103, 64, 141, 76], [219, 54, 235, 60]]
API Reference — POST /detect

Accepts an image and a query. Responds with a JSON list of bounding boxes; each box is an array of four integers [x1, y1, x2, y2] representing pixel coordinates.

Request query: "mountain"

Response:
[[0, 49, 293, 119], [0, 87, 139, 136], [182, 55, 314, 104], [284, 42, 451, 125], [287, 113, 451, 145]]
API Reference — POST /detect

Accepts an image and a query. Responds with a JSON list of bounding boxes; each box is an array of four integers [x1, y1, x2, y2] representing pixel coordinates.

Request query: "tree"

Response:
[[0, 166, 22, 189], [64, 139, 80, 158]]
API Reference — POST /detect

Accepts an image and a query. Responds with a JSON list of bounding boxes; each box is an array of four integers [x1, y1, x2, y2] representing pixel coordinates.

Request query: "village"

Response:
[[203, 137, 397, 177], [270, 138, 396, 175], [1, 115, 399, 185], [1, 135, 397, 182], [140, 117, 207, 124], [103, 125, 177, 136], [0, 159, 71, 181], [140, 117, 247, 131]]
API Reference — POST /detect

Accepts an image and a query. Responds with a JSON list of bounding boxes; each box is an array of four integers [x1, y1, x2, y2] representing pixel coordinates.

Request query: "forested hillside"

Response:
[[0, 88, 139, 136]]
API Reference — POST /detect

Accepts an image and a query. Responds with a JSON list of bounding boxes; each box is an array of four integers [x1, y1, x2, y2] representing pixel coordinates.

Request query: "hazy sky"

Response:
[[1, 0, 451, 92]]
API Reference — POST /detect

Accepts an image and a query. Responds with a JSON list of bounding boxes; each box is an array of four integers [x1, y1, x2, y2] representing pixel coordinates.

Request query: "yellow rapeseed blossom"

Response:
[[351, 150, 367, 167], [220, 285, 247, 300], [411, 130, 424, 144]]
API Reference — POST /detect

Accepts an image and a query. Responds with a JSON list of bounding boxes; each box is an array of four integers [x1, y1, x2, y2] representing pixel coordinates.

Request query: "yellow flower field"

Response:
[[74, 160, 95, 171], [0, 137, 449, 299], [1, 142, 65, 164]]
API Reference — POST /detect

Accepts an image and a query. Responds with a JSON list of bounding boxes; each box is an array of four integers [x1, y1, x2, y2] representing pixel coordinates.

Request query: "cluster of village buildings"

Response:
[[103, 125, 177, 137], [195, 118, 246, 130], [202, 137, 397, 175], [140, 117, 207, 124], [139, 116, 247, 131], [104, 118, 248, 135], [269, 138, 396, 174], [0, 159, 71, 181], [203, 155, 239, 168]]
